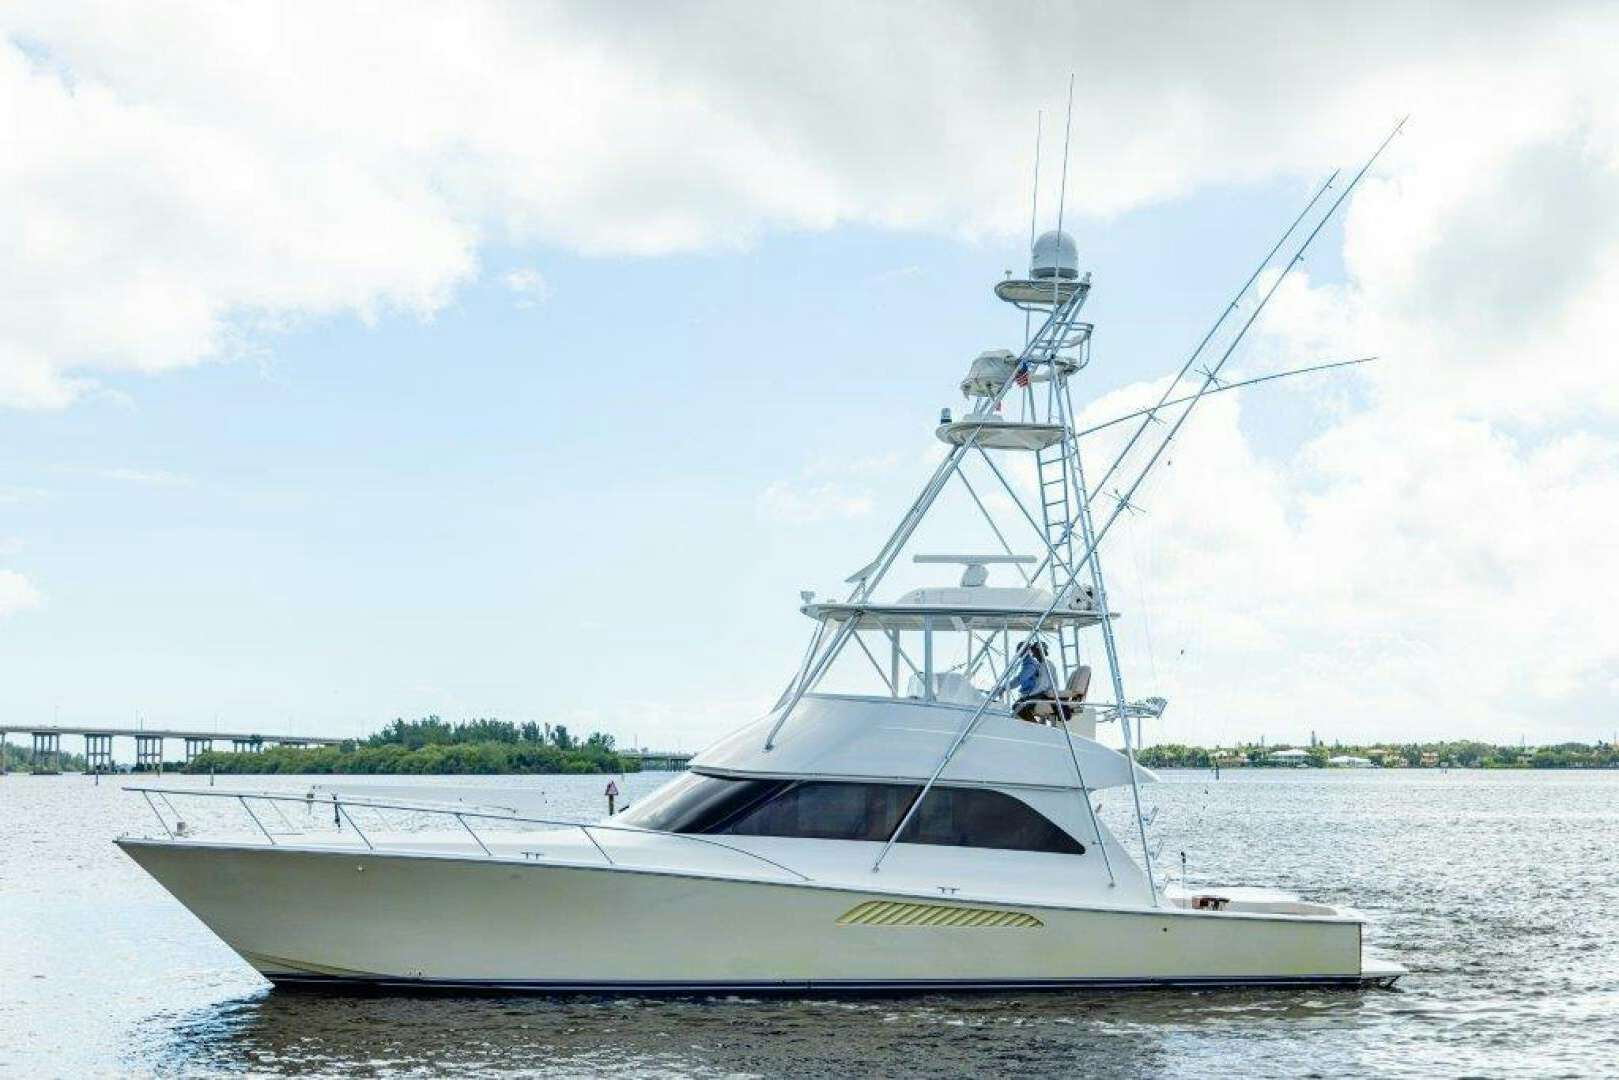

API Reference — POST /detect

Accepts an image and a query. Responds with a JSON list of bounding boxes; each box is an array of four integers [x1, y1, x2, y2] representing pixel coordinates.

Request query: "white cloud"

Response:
[[4, 2, 1610, 408], [760, 447, 928, 526], [757, 480, 875, 525], [502, 267, 550, 308], [0, 570, 42, 617], [1123, 52, 1619, 742], [1073, 371, 1619, 745]]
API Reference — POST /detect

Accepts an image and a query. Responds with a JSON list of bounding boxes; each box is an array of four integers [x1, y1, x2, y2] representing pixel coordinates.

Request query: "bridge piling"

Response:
[[84, 733, 115, 773], [135, 734, 164, 773], [30, 731, 62, 773]]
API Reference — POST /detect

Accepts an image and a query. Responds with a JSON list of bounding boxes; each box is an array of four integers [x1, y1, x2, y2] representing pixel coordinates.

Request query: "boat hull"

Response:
[[118, 839, 1392, 992]]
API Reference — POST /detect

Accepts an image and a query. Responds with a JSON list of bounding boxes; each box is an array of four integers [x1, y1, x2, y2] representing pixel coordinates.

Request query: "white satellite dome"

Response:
[[1030, 230, 1079, 280]]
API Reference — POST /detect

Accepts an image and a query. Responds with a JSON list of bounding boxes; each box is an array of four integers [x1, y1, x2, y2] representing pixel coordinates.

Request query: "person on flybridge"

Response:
[[1012, 640, 1056, 721]]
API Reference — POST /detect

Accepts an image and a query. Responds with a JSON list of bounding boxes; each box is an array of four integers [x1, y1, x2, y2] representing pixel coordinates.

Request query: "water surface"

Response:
[[2, 769, 1614, 1077]]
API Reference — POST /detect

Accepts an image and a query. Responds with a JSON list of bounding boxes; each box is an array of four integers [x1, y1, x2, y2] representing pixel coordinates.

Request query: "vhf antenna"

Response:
[[1024, 109, 1042, 348], [1052, 73, 1076, 309]]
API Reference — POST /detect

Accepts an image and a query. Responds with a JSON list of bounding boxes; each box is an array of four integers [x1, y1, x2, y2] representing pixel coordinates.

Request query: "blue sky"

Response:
[[0, 179, 1352, 745], [3, 4, 1616, 750]]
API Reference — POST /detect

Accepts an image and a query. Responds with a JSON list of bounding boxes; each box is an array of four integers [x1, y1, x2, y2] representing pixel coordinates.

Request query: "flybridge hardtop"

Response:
[[115, 117, 1407, 993], [694, 695, 1157, 793]]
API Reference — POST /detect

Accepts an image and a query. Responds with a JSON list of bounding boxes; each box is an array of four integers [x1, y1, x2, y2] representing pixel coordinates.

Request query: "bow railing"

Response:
[[125, 785, 811, 883]]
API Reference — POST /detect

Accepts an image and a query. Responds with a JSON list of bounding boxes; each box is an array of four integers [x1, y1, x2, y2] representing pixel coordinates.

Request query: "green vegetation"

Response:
[[1136, 744, 1218, 769], [1, 743, 87, 772], [1137, 740, 1619, 770], [185, 717, 636, 775]]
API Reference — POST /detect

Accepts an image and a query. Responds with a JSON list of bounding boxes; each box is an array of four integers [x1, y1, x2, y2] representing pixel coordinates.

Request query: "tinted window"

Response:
[[716, 781, 918, 842], [899, 786, 1085, 855], [623, 775, 1082, 855], [615, 773, 787, 833]]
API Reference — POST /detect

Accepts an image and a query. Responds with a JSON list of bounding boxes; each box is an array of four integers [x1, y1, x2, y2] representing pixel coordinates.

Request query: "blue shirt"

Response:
[[1014, 653, 1053, 696]]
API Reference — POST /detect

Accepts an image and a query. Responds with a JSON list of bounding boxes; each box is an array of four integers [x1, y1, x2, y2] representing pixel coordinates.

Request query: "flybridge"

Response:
[[770, 241, 1104, 731], [764, 114, 1407, 885]]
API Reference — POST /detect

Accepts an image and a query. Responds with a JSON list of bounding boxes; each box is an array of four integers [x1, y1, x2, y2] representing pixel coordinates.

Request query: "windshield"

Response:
[[615, 772, 787, 833]]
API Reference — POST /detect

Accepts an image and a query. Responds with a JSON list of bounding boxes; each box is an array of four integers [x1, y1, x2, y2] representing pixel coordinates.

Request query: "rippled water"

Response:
[[2, 768, 1615, 1077]]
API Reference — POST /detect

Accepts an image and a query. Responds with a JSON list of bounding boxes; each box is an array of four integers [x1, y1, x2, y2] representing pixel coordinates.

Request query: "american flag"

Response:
[[1013, 361, 1030, 388]]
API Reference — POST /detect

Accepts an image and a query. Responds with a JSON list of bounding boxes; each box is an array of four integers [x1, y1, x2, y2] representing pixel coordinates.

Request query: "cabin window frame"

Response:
[[620, 773, 1084, 856]]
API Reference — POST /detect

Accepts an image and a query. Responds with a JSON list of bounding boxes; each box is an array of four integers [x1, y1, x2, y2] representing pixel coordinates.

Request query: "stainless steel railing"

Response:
[[126, 785, 812, 882]]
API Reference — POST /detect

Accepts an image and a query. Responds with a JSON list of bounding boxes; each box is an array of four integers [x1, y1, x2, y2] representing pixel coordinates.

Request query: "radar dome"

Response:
[[1030, 230, 1079, 280]]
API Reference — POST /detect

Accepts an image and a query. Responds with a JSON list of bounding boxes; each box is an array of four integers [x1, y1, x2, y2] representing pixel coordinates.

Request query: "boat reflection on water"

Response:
[[148, 984, 1376, 1078]]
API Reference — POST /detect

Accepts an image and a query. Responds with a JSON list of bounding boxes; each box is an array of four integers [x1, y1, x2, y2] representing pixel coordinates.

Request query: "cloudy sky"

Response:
[[2, 2, 1616, 751]]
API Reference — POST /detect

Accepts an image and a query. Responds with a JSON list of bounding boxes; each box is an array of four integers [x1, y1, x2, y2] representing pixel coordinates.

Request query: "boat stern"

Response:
[[1164, 884, 1404, 987]]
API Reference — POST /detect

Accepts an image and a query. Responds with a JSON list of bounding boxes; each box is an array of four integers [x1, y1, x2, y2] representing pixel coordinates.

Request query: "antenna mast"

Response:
[[1025, 110, 1042, 348], [1052, 74, 1075, 310]]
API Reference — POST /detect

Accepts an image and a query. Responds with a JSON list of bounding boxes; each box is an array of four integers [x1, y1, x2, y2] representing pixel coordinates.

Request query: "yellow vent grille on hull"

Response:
[[836, 900, 1043, 929]]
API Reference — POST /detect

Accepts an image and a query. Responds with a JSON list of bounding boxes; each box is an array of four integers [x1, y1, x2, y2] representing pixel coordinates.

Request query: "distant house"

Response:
[[1420, 751, 1439, 767], [1327, 755, 1374, 768], [1268, 747, 1313, 766]]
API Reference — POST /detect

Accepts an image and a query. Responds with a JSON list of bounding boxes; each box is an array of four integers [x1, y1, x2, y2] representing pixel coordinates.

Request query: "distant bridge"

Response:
[[620, 749, 694, 770], [0, 724, 346, 773], [0, 724, 693, 775]]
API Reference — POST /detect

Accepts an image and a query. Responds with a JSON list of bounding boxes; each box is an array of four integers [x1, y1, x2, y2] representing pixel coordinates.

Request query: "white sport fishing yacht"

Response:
[[119, 131, 1407, 992]]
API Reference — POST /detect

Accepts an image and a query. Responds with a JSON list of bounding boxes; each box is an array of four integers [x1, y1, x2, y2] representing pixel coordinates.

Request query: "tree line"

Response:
[[1, 743, 88, 772], [1136, 739, 1619, 770], [185, 716, 636, 775]]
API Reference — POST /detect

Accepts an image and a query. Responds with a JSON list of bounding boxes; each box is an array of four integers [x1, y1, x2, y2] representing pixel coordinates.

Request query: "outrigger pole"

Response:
[[1015, 355, 1381, 599], [870, 118, 1407, 880], [1079, 119, 1404, 571], [1073, 356, 1377, 439], [1086, 168, 1339, 501]]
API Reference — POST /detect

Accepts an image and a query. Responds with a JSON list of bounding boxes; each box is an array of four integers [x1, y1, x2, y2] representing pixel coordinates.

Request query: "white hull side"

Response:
[[119, 839, 1379, 991]]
